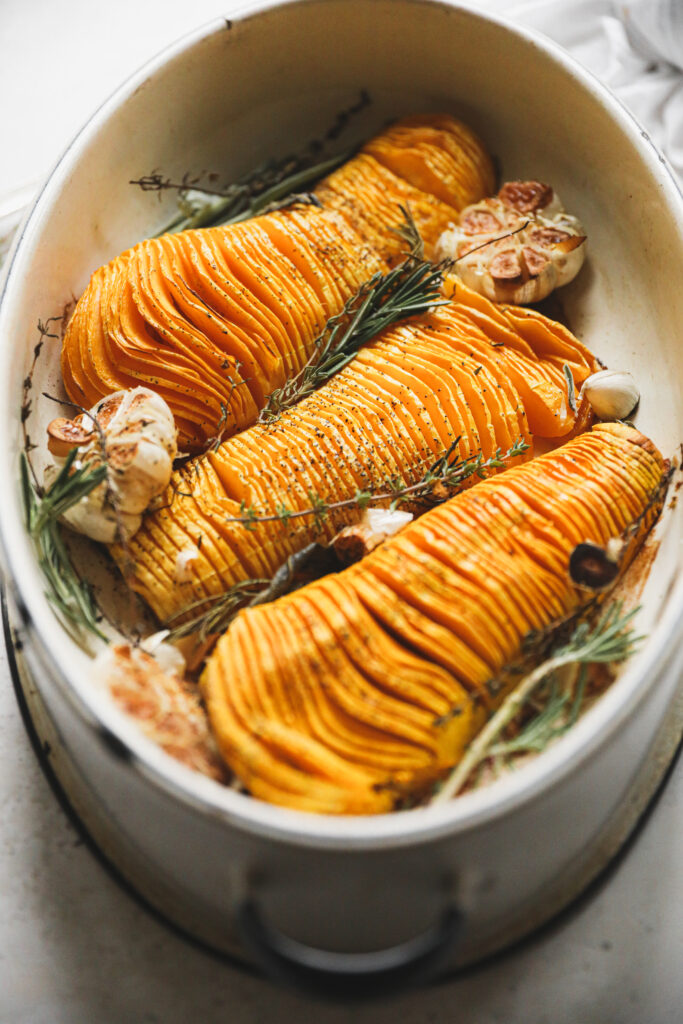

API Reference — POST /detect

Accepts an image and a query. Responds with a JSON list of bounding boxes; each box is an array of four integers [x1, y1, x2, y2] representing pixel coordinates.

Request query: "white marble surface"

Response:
[[1, 1, 682, 1021]]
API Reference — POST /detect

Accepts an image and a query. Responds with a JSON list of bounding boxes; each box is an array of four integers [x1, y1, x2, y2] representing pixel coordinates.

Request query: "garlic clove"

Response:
[[498, 180, 556, 215], [47, 416, 94, 457], [580, 370, 640, 421], [333, 508, 414, 566], [91, 643, 227, 782], [569, 540, 620, 589], [62, 503, 142, 544], [363, 507, 413, 536]]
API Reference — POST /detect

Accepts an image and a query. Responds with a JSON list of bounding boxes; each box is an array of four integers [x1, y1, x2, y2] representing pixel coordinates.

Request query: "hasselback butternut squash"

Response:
[[61, 115, 495, 452], [201, 424, 665, 815], [116, 283, 598, 625]]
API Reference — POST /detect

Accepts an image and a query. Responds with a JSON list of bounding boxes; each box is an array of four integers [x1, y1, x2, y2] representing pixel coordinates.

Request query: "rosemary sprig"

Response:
[[488, 667, 587, 757], [432, 601, 643, 803], [259, 254, 450, 423], [134, 90, 372, 236], [225, 437, 530, 529], [148, 150, 350, 236], [258, 209, 533, 425], [20, 450, 107, 641]]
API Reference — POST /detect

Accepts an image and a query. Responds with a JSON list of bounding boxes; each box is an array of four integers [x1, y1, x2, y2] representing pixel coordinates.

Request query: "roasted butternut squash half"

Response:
[[61, 115, 495, 452], [201, 424, 665, 814]]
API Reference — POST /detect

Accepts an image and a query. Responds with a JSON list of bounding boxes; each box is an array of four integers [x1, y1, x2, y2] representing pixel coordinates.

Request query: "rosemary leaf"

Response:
[[432, 601, 642, 803], [563, 363, 577, 414]]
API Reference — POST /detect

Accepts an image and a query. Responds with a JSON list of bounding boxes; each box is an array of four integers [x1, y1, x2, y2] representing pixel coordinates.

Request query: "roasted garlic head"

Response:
[[436, 181, 587, 304], [46, 387, 177, 543]]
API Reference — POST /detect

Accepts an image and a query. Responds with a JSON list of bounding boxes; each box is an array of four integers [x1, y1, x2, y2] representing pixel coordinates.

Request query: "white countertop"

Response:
[[1, 1, 682, 1020]]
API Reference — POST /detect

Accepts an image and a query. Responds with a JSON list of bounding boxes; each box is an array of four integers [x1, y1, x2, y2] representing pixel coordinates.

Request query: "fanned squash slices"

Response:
[[117, 284, 598, 626], [46, 110, 668, 821], [61, 114, 495, 452], [201, 424, 666, 815]]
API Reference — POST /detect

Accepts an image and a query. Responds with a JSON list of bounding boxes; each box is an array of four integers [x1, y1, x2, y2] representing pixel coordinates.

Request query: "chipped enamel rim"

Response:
[[0, 0, 681, 852]]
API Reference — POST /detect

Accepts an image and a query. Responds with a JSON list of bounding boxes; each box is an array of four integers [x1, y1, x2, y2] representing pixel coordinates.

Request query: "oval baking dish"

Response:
[[0, 0, 682, 997]]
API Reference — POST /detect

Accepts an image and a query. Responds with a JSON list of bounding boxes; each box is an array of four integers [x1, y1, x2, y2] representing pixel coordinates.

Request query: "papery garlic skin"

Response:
[[48, 469, 142, 542], [580, 370, 640, 421], [363, 507, 413, 536], [140, 629, 187, 678], [435, 180, 587, 305], [48, 387, 177, 543]]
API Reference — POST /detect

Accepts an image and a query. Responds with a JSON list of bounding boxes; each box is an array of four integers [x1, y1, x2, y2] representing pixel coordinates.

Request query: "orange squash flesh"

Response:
[[201, 424, 666, 815], [115, 283, 596, 625], [61, 114, 495, 452]]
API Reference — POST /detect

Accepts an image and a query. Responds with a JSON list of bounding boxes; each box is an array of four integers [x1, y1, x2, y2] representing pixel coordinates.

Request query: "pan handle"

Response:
[[236, 897, 463, 1000]]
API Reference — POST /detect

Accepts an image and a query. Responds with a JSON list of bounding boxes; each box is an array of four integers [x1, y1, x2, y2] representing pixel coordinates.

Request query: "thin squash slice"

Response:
[[116, 287, 598, 626], [201, 424, 666, 815], [61, 115, 494, 451]]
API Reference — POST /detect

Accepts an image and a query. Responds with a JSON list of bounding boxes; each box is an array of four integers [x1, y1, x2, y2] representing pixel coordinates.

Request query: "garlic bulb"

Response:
[[92, 643, 227, 782], [580, 370, 640, 421], [46, 387, 177, 543], [435, 180, 587, 305]]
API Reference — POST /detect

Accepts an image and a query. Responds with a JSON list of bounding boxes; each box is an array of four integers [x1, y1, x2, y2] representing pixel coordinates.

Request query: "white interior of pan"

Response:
[[1, 0, 682, 843]]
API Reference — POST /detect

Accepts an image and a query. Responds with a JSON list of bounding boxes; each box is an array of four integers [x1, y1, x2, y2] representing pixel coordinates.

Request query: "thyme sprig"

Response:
[[165, 578, 269, 642], [225, 437, 529, 530], [432, 601, 643, 803], [166, 440, 528, 641], [20, 450, 107, 641], [21, 314, 68, 482]]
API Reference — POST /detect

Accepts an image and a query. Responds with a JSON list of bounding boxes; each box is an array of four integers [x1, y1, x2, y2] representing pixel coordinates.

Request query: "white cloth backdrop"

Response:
[[509, 0, 683, 180]]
